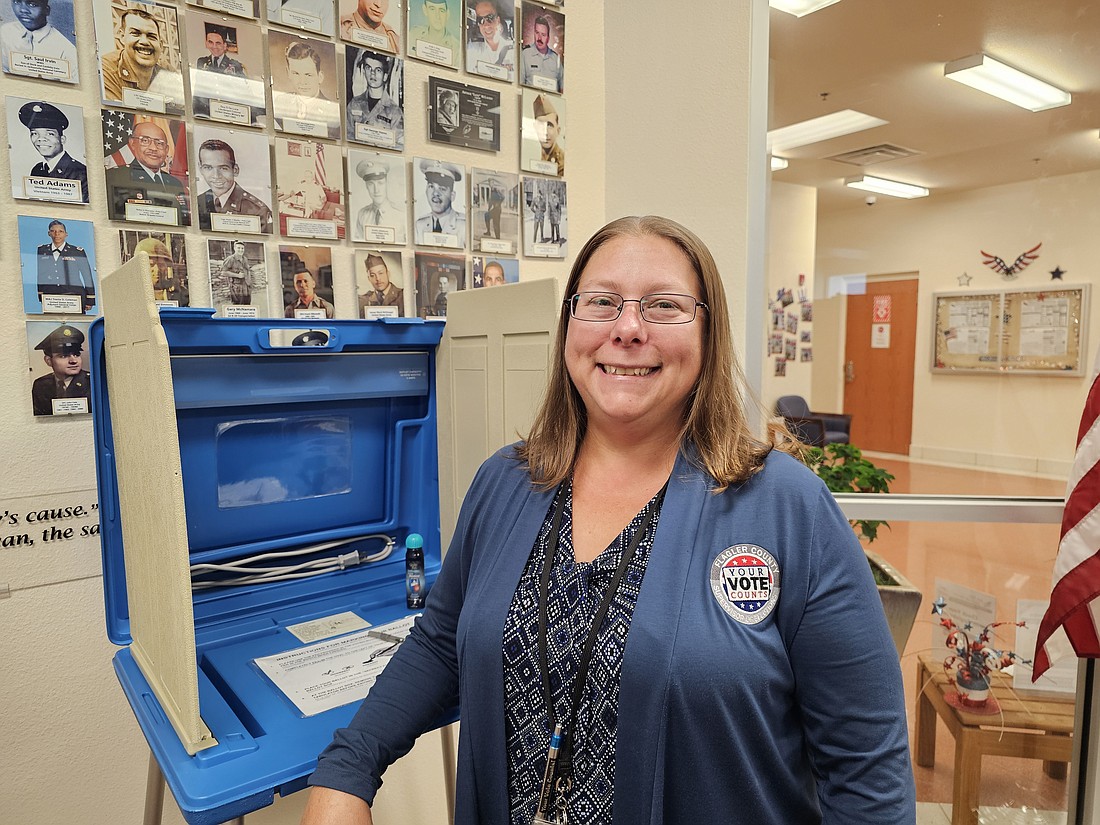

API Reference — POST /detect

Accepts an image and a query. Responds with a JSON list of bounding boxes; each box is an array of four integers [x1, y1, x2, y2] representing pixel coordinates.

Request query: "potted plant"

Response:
[[803, 443, 922, 657]]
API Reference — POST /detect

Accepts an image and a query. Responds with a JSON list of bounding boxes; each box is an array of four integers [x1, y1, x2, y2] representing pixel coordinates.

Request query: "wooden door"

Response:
[[843, 278, 918, 454]]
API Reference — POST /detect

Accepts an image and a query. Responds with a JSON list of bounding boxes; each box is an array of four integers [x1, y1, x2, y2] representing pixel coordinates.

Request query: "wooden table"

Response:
[[914, 653, 1075, 825]]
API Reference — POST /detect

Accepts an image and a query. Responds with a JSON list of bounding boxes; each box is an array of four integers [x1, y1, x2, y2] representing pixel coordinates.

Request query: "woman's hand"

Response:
[[300, 786, 373, 825]]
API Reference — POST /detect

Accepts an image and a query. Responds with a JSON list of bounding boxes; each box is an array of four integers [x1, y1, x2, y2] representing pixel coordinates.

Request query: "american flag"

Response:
[[102, 109, 136, 169], [314, 142, 328, 191], [1033, 371, 1100, 679]]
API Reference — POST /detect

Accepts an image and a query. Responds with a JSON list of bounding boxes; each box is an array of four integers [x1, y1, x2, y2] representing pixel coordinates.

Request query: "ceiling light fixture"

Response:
[[767, 109, 887, 153], [770, 156, 789, 171], [769, 0, 842, 17], [944, 53, 1071, 112], [844, 175, 929, 199]]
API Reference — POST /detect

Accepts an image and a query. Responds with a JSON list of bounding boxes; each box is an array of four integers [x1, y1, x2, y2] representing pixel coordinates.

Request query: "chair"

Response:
[[775, 395, 852, 447]]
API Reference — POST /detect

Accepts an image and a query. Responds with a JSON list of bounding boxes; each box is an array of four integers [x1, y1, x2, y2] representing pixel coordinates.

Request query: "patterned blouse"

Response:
[[503, 480, 664, 825]]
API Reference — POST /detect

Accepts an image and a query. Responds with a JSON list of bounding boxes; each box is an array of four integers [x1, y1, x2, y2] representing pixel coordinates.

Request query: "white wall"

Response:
[[761, 180, 816, 411], [816, 168, 1100, 476]]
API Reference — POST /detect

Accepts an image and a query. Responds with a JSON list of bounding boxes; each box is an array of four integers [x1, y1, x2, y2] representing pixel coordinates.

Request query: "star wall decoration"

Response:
[[957, 272, 972, 286], [1050, 266, 1065, 280]]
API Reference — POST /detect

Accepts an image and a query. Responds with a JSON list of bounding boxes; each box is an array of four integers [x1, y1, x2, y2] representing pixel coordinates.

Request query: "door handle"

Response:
[[845, 360, 855, 383]]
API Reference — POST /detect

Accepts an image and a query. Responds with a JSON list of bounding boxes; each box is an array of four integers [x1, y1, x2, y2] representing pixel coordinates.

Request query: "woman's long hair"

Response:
[[517, 215, 794, 491]]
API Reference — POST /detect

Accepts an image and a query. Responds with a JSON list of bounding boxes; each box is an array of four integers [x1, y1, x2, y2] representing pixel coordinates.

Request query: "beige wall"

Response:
[[0, 2, 762, 825], [815, 168, 1100, 476], [761, 180, 816, 411]]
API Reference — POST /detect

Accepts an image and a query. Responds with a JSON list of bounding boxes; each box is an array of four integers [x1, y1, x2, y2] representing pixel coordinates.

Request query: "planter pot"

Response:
[[955, 670, 991, 704], [866, 549, 922, 658]]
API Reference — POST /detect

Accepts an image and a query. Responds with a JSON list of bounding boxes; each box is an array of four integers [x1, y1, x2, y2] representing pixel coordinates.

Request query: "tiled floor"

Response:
[[917, 802, 1067, 824], [864, 455, 1071, 818]]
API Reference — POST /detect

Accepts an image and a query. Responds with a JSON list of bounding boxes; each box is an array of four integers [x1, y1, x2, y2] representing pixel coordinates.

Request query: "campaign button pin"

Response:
[[709, 544, 780, 625]]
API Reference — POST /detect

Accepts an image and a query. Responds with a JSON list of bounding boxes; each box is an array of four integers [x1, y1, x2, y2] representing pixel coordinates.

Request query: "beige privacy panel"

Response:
[[100, 253, 215, 755], [437, 278, 562, 548]]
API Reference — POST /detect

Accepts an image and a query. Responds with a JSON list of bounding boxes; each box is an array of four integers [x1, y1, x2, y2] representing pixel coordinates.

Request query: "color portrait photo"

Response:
[[102, 109, 191, 226], [119, 229, 189, 306], [26, 319, 92, 417], [92, 0, 186, 115], [18, 215, 97, 315], [186, 9, 267, 126], [1, 0, 79, 83], [355, 249, 406, 318]]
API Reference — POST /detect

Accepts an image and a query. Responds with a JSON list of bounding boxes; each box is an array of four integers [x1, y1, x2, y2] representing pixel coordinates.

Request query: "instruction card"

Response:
[[255, 614, 418, 716]]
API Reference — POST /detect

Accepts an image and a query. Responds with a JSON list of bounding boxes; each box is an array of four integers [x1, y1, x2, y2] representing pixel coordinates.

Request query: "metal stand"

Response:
[[143, 752, 244, 825]]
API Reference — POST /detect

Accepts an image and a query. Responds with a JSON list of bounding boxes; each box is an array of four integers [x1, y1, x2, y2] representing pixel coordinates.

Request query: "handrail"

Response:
[[832, 493, 1065, 524]]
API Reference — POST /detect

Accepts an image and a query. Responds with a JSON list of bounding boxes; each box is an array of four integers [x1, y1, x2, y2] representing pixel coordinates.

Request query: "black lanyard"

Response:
[[536, 479, 668, 780]]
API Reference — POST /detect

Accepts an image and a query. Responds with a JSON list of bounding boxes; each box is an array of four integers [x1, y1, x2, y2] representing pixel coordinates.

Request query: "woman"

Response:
[[303, 217, 915, 824]]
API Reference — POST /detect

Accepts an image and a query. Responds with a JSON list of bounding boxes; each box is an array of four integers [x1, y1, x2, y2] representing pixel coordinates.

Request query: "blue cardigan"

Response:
[[311, 446, 916, 824]]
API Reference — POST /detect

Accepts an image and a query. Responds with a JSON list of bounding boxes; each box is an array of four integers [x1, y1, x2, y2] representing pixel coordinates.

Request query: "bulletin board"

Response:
[[932, 285, 1088, 375]]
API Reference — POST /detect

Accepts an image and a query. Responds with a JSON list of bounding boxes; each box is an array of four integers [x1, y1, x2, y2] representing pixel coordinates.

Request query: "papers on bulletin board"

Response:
[[255, 614, 419, 716]]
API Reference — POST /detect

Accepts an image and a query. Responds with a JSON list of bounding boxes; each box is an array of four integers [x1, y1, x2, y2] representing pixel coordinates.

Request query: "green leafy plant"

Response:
[[803, 443, 895, 543]]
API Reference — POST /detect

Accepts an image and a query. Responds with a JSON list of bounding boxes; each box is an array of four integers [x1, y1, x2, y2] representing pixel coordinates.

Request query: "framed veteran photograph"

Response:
[[355, 249, 406, 318], [428, 76, 500, 152], [522, 176, 566, 258], [519, 1, 563, 93], [93, 0, 186, 115], [348, 149, 407, 244], [187, 10, 267, 126], [413, 157, 466, 249], [26, 319, 92, 417], [520, 88, 564, 177], [413, 251, 464, 319], [471, 255, 517, 287], [275, 137, 346, 240], [406, 0, 460, 68], [193, 124, 274, 234], [465, 0, 514, 82], [345, 46, 404, 150], [207, 237, 270, 317], [339, 0, 400, 52], [18, 215, 97, 316], [469, 167, 518, 255], [119, 229, 189, 306], [8, 98, 88, 204], [278, 244, 336, 319], [269, 29, 341, 139], [266, 0, 335, 36], [187, 0, 259, 19], [1, 0, 79, 83], [102, 109, 191, 226]]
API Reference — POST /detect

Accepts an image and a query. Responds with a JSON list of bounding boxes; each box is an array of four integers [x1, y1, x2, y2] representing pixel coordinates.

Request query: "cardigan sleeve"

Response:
[[787, 485, 917, 823], [308, 452, 505, 803]]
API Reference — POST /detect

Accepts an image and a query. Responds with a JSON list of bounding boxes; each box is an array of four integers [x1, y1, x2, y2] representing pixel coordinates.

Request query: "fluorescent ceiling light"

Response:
[[845, 175, 929, 199], [944, 54, 1071, 112], [767, 109, 887, 153], [770, 156, 789, 171], [770, 0, 842, 17]]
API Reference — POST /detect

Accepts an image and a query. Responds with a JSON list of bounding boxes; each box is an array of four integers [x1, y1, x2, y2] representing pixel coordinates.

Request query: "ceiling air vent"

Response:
[[825, 144, 921, 166]]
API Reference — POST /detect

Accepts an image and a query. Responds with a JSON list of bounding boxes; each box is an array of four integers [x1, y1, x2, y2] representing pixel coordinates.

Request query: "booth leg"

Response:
[[144, 752, 165, 825], [441, 723, 457, 824]]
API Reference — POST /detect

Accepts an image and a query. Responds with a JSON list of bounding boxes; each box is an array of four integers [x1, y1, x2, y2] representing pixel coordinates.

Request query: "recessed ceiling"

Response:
[[768, 0, 1100, 212]]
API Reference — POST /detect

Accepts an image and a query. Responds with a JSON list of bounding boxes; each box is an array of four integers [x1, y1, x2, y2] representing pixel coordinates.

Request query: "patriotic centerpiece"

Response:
[[932, 597, 1030, 713]]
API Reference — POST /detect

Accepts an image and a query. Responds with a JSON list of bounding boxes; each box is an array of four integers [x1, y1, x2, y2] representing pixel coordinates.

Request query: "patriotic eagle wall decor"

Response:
[[980, 242, 1042, 279]]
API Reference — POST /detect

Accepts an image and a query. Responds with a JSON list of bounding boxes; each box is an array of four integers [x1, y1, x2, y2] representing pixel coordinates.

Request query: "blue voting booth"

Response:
[[90, 254, 449, 824]]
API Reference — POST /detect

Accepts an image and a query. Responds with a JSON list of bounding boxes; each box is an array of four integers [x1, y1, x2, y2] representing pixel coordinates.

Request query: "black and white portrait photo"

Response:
[[275, 137, 346, 240], [1, 0, 79, 83], [469, 167, 518, 255], [413, 157, 466, 249], [269, 29, 341, 139], [345, 46, 404, 150], [193, 124, 273, 234], [348, 149, 407, 245], [413, 251, 464, 319], [522, 176, 567, 258], [8, 98, 87, 204], [208, 237, 270, 317]]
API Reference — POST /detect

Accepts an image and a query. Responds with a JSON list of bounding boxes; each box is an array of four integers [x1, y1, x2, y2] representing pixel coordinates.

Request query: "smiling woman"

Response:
[[302, 216, 916, 825]]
